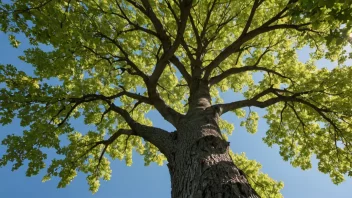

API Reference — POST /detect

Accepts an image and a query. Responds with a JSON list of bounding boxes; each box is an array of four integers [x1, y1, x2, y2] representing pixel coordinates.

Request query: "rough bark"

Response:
[[166, 107, 260, 198]]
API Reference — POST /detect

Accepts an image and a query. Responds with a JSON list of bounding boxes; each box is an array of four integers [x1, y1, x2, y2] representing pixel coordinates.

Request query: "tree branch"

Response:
[[68, 96, 176, 157], [13, 0, 54, 13], [51, 91, 151, 127], [113, 1, 159, 37], [86, 123, 175, 173], [170, 55, 192, 84], [216, 87, 334, 115], [190, 0, 217, 62], [189, 14, 201, 59], [146, 88, 184, 126], [209, 65, 293, 86], [107, 103, 175, 156], [261, 0, 298, 27]]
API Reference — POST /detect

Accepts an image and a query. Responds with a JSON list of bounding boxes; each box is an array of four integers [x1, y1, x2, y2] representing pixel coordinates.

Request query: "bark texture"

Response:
[[167, 107, 260, 198]]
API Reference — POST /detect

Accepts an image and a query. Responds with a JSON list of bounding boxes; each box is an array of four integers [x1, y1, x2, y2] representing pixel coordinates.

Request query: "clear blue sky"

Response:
[[0, 30, 351, 198]]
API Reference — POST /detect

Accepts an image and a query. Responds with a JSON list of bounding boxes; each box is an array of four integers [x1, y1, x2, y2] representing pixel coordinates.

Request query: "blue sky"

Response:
[[0, 30, 352, 198]]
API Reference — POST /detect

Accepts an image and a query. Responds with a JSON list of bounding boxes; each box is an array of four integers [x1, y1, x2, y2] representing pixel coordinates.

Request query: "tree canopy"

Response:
[[1, 0, 352, 197]]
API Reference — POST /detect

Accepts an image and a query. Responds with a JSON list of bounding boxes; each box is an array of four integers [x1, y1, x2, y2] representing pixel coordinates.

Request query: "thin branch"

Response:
[[94, 32, 149, 81], [288, 102, 306, 128], [129, 101, 142, 113], [98, 106, 112, 125], [95, 144, 108, 173], [74, 129, 134, 170], [190, 0, 218, 62], [277, 101, 288, 134], [113, 2, 159, 37], [57, 103, 80, 127], [180, 37, 197, 65], [199, 0, 217, 41], [14, 0, 54, 13]]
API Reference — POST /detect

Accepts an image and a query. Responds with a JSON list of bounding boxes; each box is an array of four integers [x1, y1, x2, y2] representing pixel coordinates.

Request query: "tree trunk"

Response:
[[167, 107, 260, 198]]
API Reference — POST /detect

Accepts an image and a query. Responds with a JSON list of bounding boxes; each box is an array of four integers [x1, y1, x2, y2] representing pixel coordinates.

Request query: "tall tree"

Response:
[[1, 0, 352, 197]]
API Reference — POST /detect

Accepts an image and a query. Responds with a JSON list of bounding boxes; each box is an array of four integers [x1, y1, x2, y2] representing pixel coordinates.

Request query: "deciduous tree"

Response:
[[1, 0, 352, 197]]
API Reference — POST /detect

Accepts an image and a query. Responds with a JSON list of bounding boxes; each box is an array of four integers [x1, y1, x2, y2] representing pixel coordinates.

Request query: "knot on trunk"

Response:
[[196, 135, 229, 154]]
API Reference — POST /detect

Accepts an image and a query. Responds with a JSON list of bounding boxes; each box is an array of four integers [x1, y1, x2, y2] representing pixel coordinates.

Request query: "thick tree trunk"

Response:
[[167, 107, 260, 198]]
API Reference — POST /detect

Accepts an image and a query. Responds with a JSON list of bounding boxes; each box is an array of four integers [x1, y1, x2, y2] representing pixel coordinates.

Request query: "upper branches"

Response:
[[125, 0, 193, 86], [215, 84, 352, 149], [84, 1, 192, 126], [202, 0, 308, 80], [116, 0, 194, 125]]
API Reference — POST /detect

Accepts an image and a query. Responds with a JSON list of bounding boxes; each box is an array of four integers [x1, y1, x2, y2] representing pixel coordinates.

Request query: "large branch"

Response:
[[215, 86, 352, 152], [209, 65, 293, 86], [163, 0, 195, 79], [100, 1, 191, 87], [63, 93, 175, 156], [170, 55, 192, 84], [208, 39, 288, 86], [240, 0, 263, 36], [85, 124, 175, 171], [114, 0, 192, 86], [146, 88, 184, 126], [69, 90, 182, 127], [216, 87, 333, 115], [47, 0, 188, 127], [108, 103, 175, 156], [50, 91, 150, 127], [208, 38, 293, 86]]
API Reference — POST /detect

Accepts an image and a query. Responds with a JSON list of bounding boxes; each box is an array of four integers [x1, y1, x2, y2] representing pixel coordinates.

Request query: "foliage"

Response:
[[230, 151, 284, 198], [1, 0, 352, 196]]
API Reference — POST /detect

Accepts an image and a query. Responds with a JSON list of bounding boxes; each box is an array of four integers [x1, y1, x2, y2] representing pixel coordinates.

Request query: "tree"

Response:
[[1, 0, 352, 197]]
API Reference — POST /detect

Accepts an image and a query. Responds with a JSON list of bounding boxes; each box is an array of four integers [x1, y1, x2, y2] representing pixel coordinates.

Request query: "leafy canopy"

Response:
[[1, 0, 352, 197]]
